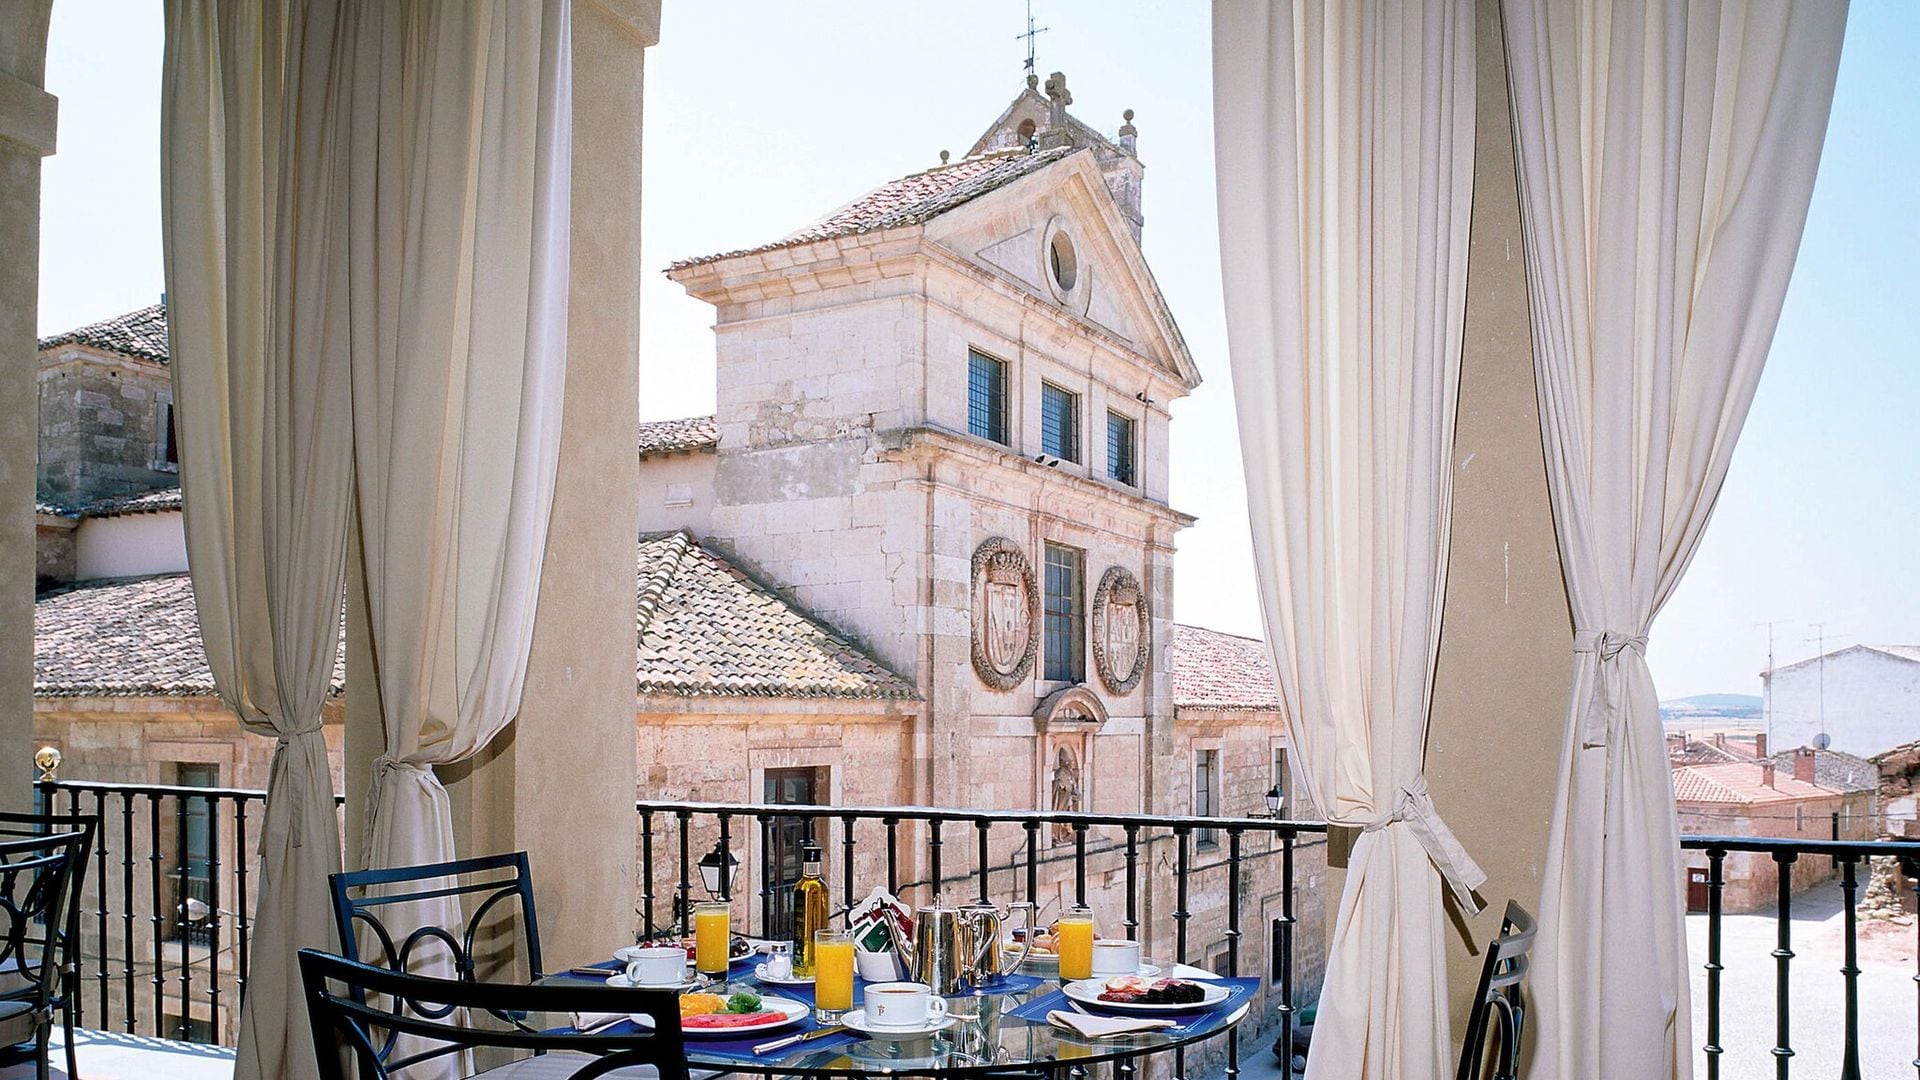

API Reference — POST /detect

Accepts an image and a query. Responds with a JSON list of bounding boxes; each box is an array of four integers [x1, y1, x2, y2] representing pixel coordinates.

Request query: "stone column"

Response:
[[1424, 0, 1569, 1055], [448, 0, 658, 971], [0, 3, 54, 812]]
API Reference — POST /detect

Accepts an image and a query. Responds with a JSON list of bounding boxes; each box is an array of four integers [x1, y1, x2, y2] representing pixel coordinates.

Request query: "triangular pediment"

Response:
[[923, 151, 1198, 390]]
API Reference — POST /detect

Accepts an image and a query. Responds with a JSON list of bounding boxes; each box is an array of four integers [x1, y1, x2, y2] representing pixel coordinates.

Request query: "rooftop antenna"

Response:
[[1018, 0, 1050, 87], [1756, 619, 1788, 748]]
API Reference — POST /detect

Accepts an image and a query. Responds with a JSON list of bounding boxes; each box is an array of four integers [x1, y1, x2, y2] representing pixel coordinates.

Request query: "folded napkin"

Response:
[[569, 1011, 637, 1034], [1047, 1010, 1176, 1039]]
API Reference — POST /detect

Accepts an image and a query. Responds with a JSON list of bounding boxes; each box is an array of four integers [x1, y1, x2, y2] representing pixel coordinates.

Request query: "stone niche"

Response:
[[1033, 685, 1107, 844]]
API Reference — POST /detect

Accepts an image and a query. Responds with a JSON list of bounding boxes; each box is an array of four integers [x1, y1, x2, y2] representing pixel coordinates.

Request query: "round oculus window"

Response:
[[1048, 230, 1078, 293]]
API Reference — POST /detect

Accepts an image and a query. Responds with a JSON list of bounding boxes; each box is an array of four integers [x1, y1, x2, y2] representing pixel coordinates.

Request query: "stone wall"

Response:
[[636, 451, 718, 536], [36, 347, 177, 506], [1678, 789, 1878, 912], [34, 514, 74, 589]]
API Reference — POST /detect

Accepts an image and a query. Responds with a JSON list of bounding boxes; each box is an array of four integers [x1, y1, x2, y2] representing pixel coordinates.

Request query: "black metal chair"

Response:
[[0, 830, 90, 1080], [299, 948, 687, 1080], [1455, 900, 1537, 1080], [331, 851, 545, 985]]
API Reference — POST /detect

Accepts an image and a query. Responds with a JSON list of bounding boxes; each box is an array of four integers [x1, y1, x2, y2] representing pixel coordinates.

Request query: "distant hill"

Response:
[[1660, 693, 1763, 724]]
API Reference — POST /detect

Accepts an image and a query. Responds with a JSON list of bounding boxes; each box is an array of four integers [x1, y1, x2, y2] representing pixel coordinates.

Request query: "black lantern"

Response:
[[1265, 785, 1285, 818], [697, 840, 740, 898]]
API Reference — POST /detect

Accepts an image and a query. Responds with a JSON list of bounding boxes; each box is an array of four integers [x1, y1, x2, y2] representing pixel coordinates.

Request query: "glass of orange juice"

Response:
[[694, 901, 731, 978], [1056, 905, 1095, 981], [812, 929, 856, 1022]]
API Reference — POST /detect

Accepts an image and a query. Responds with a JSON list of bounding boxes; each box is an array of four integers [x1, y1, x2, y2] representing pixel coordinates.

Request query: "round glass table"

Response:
[[545, 960, 1255, 1077]]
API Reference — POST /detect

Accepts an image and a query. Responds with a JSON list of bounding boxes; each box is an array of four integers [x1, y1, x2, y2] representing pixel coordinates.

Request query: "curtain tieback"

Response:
[[362, 756, 436, 866], [1572, 627, 1649, 749], [267, 729, 329, 851], [1361, 775, 1488, 916]]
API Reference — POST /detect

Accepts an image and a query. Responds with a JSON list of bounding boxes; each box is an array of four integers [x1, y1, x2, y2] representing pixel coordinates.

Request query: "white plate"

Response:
[[604, 971, 701, 992], [753, 962, 814, 987], [840, 1007, 956, 1039], [1062, 977, 1231, 1014], [678, 995, 807, 1038]]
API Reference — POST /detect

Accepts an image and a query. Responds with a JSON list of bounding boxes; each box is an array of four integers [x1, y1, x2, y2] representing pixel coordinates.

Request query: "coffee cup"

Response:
[[1090, 938, 1143, 976], [626, 946, 686, 987], [864, 981, 949, 1030]]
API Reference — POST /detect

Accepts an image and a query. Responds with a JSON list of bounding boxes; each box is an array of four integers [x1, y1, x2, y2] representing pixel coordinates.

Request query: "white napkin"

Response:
[[1047, 1010, 1177, 1039], [570, 1011, 629, 1033]]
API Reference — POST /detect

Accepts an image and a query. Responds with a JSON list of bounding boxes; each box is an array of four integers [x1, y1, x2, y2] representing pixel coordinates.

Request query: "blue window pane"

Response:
[[1041, 384, 1078, 463], [968, 351, 1008, 444], [1106, 412, 1135, 486]]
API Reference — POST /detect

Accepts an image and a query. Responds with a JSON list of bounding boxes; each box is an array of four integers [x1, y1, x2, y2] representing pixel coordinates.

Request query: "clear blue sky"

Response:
[[37, 2, 1918, 702]]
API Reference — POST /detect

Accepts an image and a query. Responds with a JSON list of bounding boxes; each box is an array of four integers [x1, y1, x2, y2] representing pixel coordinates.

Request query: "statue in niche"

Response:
[[1050, 745, 1082, 844]]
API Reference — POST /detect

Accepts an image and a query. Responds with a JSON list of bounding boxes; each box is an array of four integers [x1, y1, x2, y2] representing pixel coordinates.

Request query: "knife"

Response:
[[753, 1024, 847, 1055]]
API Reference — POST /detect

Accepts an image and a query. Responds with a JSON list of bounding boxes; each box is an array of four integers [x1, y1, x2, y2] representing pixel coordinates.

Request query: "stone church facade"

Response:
[[31, 75, 1327, 1038]]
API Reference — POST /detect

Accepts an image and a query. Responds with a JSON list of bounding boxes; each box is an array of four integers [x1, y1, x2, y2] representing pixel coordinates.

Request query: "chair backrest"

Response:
[[0, 812, 97, 1012], [298, 948, 688, 1080], [0, 831, 88, 1015], [1455, 900, 1537, 1080], [330, 851, 543, 984]]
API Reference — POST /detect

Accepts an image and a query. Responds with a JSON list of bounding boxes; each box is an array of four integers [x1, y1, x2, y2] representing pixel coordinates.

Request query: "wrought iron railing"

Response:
[[634, 799, 1328, 1080], [1681, 834, 1920, 1080]]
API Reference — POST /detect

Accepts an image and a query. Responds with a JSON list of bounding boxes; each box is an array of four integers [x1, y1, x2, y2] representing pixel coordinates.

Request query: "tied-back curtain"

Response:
[[161, 4, 352, 1080], [1212, 3, 1481, 1078], [349, 0, 572, 954], [1502, 2, 1849, 1078]]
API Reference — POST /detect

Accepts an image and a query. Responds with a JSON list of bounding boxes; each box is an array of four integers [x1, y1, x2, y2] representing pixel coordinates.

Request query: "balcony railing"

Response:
[[1681, 834, 1920, 1080], [34, 776, 1920, 1080]]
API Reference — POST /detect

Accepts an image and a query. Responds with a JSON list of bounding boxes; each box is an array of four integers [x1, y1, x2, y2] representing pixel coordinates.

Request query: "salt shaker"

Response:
[[764, 941, 793, 981]]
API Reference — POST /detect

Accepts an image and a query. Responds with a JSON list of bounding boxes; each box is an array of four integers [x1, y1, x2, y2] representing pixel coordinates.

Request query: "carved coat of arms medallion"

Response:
[[1091, 566, 1150, 694], [970, 537, 1038, 689]]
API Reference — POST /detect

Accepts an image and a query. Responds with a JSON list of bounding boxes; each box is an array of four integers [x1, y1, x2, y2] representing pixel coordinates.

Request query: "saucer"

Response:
[[752, 962, 814, 987], [1090, 963, 1162, 979], [605, 971, 699, 992], [841, 1008, 956, 1039]]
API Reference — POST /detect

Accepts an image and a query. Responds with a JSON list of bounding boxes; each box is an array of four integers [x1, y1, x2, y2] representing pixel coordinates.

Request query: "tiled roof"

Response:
[[35, 501, 76, 519], [1171, 624, 1282, 712], [34, 573, 345, 699], [669, 147, 1076, 270], [635, 532, 916, 700], [1765, 748, 1881, 793], [38, 304, 169, 365], [1668, 737, 1758, 766], [79, 487, 183, 518], [638, 415, 718, 457], [1672, 761, 1835, 804]]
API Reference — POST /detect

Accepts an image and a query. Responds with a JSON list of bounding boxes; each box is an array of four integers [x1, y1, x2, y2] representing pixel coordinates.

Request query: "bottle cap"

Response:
[[801, 840, 822, 865]]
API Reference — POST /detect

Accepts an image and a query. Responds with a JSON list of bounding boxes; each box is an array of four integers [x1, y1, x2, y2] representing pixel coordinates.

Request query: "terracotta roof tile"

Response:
[[1672, 761, 1835, 804], [669, 148, 1076, 271], [39, 304, 169, 365], [34, 573, 345, 699], [79, 486, 183, 518], [635, 532, 916, 700], [638, 415, 718, 457], [1171, 624, 1282, 712]]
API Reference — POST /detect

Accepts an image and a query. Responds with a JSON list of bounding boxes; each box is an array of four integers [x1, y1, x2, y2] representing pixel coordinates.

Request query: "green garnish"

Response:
[[725, 991, 762, 1014]]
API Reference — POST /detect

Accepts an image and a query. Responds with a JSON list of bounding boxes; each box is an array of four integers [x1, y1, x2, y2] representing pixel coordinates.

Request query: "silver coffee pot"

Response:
[[887, 898, 1036, 993], [959, 901, 1034, 987]]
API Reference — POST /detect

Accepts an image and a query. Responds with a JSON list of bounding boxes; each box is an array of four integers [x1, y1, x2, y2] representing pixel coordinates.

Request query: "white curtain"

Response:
[[162, 4, 571, 1078], [349, 0, 571, 954], [161, 5, 353, 1080], [1213, 3, 1482, 1078], [1502, 3, 1849, 1078]]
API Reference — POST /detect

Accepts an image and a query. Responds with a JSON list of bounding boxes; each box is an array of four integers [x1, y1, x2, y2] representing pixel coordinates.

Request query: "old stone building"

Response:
[[31, 72, 1325, 1038], [1675, 752, 1878, 913]]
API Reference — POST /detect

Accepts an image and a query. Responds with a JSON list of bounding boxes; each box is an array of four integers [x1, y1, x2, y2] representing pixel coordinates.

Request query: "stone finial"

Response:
[[940, 150, 950, 165], [1027, 72, 1040, 92], [1119, 108, 1138, 155], [1044, 71, 1072, 111]]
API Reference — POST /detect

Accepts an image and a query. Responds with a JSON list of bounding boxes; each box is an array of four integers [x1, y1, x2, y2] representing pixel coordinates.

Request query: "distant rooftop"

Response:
[[668, 147, 1075, 271], [1672, 760, 1840, 805], [638, 415, 718, 458], [1170, 624, 1282, 712], [38, 303, 169, 365]]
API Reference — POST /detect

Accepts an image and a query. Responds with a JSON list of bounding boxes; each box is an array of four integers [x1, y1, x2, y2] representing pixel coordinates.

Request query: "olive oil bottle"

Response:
[[791, 840, 829, 976]]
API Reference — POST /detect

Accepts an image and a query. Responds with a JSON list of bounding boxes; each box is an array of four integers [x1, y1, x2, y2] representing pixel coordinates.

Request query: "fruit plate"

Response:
[[677, 995, 808, 1038], [1062, 977, 1231, 1013]]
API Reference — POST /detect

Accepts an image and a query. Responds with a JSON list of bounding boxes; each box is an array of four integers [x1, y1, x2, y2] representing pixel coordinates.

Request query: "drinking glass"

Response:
[[1056, 904, 1095, 981], [694, 901, 731, 977], [812, 929, 856, 1022]]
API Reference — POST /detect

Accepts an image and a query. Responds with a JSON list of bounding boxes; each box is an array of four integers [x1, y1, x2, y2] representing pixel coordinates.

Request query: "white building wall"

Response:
[[1765, 647, 1920, 758], [636, 452, 717, 535], [75, 511, 188, 580]]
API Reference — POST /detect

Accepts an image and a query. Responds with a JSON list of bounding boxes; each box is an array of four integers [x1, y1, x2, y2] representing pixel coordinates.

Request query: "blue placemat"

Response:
[[1008, 977, 1261, 1032]]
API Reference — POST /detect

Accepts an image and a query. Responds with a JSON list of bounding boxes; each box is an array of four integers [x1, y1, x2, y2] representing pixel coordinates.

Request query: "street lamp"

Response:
[[1265, 786, 1285, 818], [697, 839, 740, 899]]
